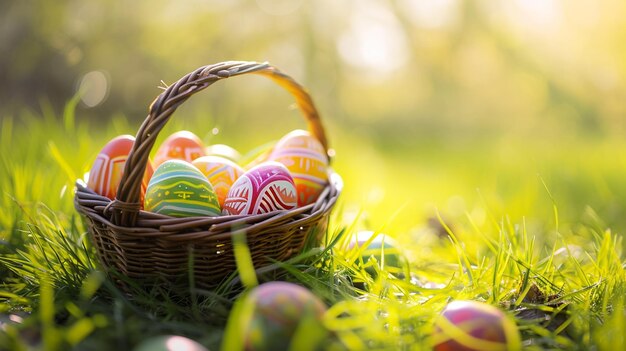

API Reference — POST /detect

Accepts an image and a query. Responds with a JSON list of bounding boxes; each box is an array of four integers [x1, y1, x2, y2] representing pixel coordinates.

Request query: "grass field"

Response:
[[1, 101, 625, 350]]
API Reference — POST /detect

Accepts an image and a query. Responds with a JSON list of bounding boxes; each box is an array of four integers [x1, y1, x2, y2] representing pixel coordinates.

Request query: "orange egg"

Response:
[[192, 156, 245, 208], [153, 131, 206, 168], [268, 130, 329, 206], [87, 135, 154, 203]]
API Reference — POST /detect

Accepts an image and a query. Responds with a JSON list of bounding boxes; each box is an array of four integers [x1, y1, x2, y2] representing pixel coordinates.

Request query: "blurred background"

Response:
[[2, 0, 626, 241]]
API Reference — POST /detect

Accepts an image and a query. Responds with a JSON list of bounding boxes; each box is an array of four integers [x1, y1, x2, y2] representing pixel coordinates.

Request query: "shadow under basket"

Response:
[[74, 61, 343, 290]]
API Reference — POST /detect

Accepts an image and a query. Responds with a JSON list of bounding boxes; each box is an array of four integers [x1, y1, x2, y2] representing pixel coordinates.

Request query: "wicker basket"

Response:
[[74, 61, 342, 290]]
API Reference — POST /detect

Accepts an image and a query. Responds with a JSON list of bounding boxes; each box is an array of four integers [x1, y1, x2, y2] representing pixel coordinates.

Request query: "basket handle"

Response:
[[110, 61, 329, 227]]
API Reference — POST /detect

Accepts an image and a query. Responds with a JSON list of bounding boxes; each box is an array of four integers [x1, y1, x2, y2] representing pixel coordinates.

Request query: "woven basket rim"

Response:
[[74, 169, 342, 237]]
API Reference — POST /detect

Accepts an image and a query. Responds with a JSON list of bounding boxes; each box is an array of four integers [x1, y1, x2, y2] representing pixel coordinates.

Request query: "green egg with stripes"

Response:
[[144, 159, 221, 217]]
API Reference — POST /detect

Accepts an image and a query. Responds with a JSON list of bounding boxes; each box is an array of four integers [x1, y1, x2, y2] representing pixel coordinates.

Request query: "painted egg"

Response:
[[132, 335, 208, 351], [222, 162, 297, 215], [268, 130, 329, 207], [153, 130, 206, 168], [192, 156, 245, 208], [348, 231, 401, 269], [205, 143, 242, 162], [87, 135, 154, 202], [433, 300, 522, 351], [144, 160, 221, 217], [243, 282, 327, 351]]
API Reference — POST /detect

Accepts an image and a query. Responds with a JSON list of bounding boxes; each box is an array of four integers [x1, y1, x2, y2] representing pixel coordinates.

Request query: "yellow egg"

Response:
[[192, 156, 245, 208], [268, 130, 329, 206]]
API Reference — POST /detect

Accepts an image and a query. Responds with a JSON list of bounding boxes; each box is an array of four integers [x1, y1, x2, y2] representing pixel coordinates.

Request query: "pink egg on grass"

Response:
[[132, 335, 208, 351], [192, 155, 245, 208], [153, 130, 206, 168], [433, 300, 521, 351], [87, 134, 154, 203], [222, 162, 297, 215]]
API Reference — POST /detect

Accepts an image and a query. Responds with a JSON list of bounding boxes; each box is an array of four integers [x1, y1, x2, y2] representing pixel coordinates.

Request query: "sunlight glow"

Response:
[[401, 0, 460, 29], [337, 0, 409, 76], [495, 0, 563, 33], [78, 70, 109, 107], [256, 0, 304, 16]]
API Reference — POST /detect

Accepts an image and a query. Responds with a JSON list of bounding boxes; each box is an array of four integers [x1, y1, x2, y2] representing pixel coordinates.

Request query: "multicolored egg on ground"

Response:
[[268, 130, 329, 207], [153, 130, 206, 168], [222, 162, 297, 215], [144, 160, 221, 217], [205, 143, 242, 162], [192, 156, 245, 208], [348, 231, 402, 269], [433, 300, 522, 351], [132, 335, 209, 351], [243, 282, 327, 351], [87, 135, 154, 202]]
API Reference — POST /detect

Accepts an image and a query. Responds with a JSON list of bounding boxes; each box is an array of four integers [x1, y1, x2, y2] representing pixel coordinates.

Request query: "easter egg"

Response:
[[153, 130, 206, 168], [192, 156, 245, 207], [269, 130, 329, 207], [144, 160, 221, 217], [132, 335, 208, 351], [243, 282, 327, 351], [87, 135, 154, 202], [222, 162, 297, 215], [433, 300, 521, 351], [348, 231, 401, 269], [205, 143, 242, 162]]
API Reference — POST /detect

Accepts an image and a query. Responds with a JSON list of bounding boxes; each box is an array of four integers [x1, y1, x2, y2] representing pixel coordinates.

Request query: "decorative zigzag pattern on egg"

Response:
[[87, 135, 153, 205], [88, 153, 128, 199], [269, 130, 329, 207], [222, 162, 297, 215], [192, 156, 244, 208]]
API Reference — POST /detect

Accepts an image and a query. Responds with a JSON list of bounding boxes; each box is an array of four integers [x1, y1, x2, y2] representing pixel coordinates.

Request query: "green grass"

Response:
[[1, 101, 626, 350]]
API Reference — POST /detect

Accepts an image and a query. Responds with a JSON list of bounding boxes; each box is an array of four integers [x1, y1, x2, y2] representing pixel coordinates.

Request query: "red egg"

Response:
[[87, 135, 154, 202], [153, 131, 206, 168], [433, 300, 521, 351], [222, 162, 297, 215]]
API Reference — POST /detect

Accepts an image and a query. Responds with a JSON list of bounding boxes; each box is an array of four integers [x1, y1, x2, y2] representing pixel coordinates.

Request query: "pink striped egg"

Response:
[[222, 162, 297, 215]]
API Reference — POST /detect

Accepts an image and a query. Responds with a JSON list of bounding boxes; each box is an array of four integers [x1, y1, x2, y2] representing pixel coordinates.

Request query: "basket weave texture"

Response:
[[74, 61, 342, 289]]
